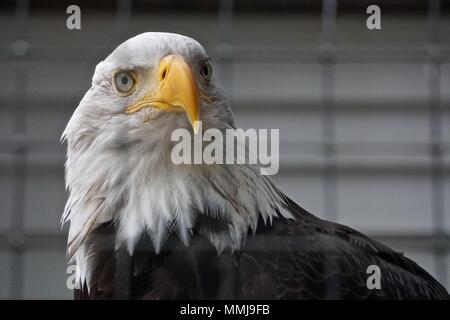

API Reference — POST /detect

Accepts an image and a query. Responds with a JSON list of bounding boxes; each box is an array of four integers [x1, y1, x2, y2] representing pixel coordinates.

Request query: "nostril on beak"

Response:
[[161, 68, 167, 81]]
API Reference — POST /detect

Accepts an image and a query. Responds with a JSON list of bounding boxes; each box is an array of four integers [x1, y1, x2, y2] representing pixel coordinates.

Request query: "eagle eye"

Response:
[[200, 61, 212, 83], [113, 71, 135, 95]]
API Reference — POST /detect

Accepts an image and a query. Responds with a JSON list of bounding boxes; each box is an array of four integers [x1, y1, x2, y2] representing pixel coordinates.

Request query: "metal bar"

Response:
[[217, 0, 236, 299], [320, 0, 338, 222], [115, 0, 132, 38], [2, 139, 448, 154], [9, 0, 30, 300], [427, 0, 447, 288], [1, 232, 449, 253], [3, 45, 450, 63], [2, 96, 449, 112], [217, 0, 234, 93], [110, 0, 134, 296]]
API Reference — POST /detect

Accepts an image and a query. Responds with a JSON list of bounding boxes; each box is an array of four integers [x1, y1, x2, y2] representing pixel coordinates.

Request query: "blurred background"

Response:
[[0, 0, 449, 299]]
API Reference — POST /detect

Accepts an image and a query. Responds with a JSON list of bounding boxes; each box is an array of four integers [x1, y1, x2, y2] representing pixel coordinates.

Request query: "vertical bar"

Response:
[[114, 0, 133, 295], [9, 0, 30, 299], [217, 0, 235, 297], [427, 0, 447, 288], [116, 0, 132, 37], [217, 0, 234, 94], [320, 0, 338, 222]]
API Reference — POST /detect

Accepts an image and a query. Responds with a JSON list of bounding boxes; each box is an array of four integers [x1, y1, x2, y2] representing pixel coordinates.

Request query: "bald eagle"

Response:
[[62, 32, 448, 299]]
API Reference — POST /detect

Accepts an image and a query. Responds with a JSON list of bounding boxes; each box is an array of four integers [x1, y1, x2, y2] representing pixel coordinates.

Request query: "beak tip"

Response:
[[192, 120, 200, 134]]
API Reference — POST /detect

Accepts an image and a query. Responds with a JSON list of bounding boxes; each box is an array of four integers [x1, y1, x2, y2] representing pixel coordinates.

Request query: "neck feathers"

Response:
[[64, 159, 292, 287]]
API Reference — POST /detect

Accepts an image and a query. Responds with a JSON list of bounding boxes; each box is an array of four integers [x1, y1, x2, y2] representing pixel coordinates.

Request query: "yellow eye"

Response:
[[200, 61, 212, 83], [113, 71, 135, 94]]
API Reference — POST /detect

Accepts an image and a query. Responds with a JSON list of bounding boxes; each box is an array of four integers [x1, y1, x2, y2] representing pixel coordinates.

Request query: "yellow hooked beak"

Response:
[[125, 54, 200, 134]]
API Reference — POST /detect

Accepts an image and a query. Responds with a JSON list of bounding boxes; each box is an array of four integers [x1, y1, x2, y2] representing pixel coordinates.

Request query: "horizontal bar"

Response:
[[1, 45, 450, 63], [1, 0, 444, 12], [0, 159, 449, 175], [0, 232, 449, 252], [0, 138, 448, 154], [1, 97, 449, 112]]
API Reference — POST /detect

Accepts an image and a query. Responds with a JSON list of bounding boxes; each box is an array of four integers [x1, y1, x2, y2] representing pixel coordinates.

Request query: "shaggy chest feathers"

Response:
[[63, 126, 292, 287]]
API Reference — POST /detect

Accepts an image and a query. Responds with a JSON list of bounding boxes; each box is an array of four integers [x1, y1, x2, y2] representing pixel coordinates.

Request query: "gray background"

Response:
[[0, 0, 449, 299]]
